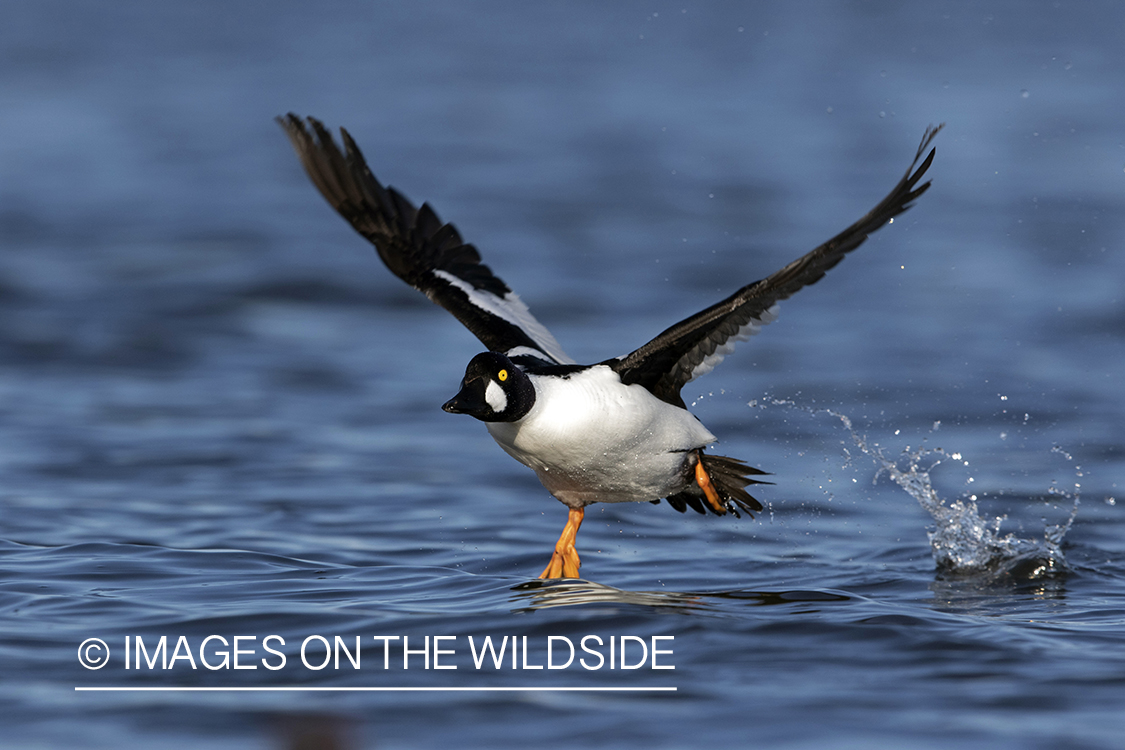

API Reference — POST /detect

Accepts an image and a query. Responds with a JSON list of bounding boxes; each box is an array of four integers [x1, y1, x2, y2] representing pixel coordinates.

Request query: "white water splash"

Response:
[[752, 399, 1080, 574]]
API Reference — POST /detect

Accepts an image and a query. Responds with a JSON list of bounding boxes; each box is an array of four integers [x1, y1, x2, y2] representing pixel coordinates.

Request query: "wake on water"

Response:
[[752, 399, 1081, 577]]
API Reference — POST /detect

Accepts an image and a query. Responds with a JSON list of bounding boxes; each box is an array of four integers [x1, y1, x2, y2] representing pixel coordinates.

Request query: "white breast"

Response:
[[486, 366, 716, 507]]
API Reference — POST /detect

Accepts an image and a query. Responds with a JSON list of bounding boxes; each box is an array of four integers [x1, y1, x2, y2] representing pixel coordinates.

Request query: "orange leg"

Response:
[[695, 460, 727, 514], [539, 507, 584, 579]]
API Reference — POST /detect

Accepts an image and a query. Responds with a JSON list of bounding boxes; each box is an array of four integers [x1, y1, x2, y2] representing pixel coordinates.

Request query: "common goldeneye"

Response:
[[279, 114, 941, 579]]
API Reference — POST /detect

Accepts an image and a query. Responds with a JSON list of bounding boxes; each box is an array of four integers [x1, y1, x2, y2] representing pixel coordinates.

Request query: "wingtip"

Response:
[[276, 112, 311, 135], [920, 122, 945, 151], [913, 122, 945, 167], [900, 123, 944, 200]]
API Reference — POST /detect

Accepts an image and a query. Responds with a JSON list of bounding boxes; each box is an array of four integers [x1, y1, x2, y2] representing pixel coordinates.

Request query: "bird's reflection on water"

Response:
[[510, 579, 850, 612]]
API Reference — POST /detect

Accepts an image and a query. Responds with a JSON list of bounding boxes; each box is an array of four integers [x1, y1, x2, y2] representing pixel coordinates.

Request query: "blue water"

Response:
[[2, 2, 1124, 748]]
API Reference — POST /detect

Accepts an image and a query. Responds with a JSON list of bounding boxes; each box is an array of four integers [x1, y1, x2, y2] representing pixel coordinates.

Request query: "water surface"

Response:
[[2, 2, 1123, 748]]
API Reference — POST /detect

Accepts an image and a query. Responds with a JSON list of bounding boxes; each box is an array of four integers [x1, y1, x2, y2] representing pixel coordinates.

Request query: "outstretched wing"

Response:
[[610, 124, 943, 407], [278, 114, 573, 366]]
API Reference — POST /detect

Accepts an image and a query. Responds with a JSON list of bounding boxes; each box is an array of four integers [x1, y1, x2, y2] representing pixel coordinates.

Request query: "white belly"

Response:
[[486, 366, 716, 507]]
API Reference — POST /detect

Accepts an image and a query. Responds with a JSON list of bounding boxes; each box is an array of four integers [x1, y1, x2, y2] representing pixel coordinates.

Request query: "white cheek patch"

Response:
[[485, 380, 508, 413]]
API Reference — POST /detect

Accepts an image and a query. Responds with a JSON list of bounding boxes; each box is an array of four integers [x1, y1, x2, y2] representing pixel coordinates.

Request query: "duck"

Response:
[[278, 114, 941, 579]]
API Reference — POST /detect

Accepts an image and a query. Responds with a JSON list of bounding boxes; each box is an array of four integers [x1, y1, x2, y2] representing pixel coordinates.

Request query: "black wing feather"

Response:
[[278, 114, 571, 365], [610, 124, 943, 407]]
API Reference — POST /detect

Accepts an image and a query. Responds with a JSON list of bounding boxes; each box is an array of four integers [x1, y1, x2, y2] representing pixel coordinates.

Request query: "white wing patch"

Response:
[[687, 304, 780, 383], [505, 345, 553, 361], [432, 270, 574, 364]]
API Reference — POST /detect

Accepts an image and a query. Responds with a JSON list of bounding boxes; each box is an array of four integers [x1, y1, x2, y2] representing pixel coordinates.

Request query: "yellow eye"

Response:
[[498, 369, 508, 382]]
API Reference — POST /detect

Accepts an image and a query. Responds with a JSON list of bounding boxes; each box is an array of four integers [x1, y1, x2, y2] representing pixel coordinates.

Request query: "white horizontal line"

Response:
[[76, 686, 676, 693]]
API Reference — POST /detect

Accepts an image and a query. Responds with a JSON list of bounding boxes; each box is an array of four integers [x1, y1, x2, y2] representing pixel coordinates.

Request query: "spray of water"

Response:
[[751, 398, 1080, 574]]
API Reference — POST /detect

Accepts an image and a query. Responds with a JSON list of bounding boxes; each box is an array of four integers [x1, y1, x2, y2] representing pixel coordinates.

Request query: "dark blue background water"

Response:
[[2, 2, 1123, 748]]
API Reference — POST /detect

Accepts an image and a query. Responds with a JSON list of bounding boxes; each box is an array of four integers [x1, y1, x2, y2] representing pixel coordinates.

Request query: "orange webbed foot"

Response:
[[538, 507, 584, 579], [694, 458, 727, 514]]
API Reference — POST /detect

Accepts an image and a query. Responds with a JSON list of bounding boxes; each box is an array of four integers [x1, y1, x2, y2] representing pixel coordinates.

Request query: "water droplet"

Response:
[[879, 111, 886, 118], [1020, 89, 1030, 98]]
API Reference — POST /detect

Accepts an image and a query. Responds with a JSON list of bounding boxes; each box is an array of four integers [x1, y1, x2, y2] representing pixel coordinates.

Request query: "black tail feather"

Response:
[[663, 452, 770, 518]]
